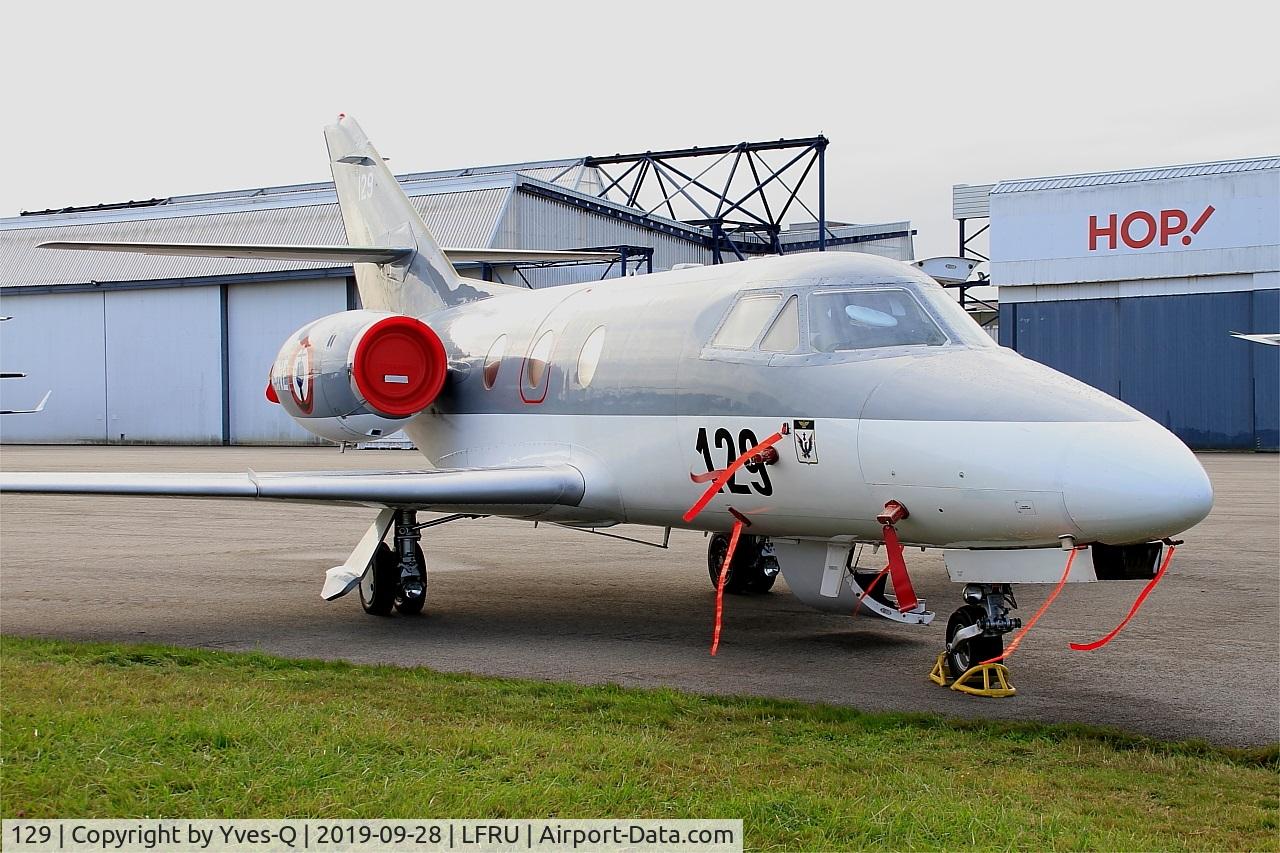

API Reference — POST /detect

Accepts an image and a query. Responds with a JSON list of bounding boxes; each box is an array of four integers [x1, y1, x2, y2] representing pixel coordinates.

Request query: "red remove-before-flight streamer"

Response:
[[981, 548, 1078, 665], [709, 519, 745, 656], [684, 428, 784, 656], [1069, 546, 1177, 651]]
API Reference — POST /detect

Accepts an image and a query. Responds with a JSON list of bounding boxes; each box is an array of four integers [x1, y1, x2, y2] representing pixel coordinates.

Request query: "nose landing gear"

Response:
[[931, 584, 1021, 697]]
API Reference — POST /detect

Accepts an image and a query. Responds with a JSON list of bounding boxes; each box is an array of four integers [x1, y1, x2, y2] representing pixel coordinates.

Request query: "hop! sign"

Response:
[[1088, 205, 1215, 251]]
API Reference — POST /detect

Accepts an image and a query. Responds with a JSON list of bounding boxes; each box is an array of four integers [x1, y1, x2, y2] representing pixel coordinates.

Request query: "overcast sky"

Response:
[[3, 0, 1276, 259]]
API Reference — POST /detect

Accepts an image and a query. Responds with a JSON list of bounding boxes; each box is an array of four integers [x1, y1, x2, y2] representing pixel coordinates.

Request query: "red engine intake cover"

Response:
[[351, 316, 448, 417]]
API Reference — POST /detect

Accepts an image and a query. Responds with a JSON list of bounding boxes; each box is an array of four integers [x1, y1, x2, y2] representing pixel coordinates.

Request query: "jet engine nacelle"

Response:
[[269, 310, 448, 443]]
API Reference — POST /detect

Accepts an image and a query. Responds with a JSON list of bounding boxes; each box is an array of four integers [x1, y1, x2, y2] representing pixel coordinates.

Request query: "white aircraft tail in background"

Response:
[[0, 389, 50, 416]]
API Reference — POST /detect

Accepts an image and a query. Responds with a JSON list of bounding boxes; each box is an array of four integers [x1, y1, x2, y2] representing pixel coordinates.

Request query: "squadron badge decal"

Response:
[[793, 419, 817, 464], [289, 338, 315, 415]]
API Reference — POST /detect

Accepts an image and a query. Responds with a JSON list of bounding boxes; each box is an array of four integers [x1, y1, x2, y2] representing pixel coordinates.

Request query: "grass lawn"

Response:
[[1, 636, 1275, 851]]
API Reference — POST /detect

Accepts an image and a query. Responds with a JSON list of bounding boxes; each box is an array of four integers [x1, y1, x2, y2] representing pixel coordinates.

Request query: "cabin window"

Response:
[[808, 288, 947, 352], [482, 335, 507, 389], [760, 295, 799, 352], [577, 325, 606, 388], [525, 330, 555, 391], [711, 295, 781, 349]]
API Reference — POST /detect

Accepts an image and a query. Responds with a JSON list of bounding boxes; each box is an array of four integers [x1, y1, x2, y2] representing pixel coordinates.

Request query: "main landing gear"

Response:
[[360, 509, 427, 616], [932, 584, 1021, 697], [707, 533, 780, 594]]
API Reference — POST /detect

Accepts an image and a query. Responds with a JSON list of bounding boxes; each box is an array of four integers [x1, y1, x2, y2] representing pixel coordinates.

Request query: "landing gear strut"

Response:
[[944, 584, 1019, 673], [707, 533, 779, 594], [359, 509, 426, 616], [932, 584, 1021, 697]]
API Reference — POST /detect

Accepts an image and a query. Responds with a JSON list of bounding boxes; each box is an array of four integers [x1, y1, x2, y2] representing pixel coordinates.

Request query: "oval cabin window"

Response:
[[577, 326, 606, 387], [525, 330, 555, 391], [483, 335, 507, 389]]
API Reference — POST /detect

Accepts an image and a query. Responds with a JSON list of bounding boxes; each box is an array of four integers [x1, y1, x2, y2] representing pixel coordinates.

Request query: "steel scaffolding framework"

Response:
[[547, 136, 882, 264]]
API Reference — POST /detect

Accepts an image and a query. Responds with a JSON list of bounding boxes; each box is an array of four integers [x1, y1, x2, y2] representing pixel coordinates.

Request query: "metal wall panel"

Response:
[[1252, 288, 1279, 450], [1116, 292, 1253, 448], [492, 193, 713, 288], [826, 235, 916, 261], [501, 193, 712, 269], [952, 183, 994, 218], [103, 288, 223, 443], [227, 278, 347, 444], [0, 291, 106, 442], [1007, 299, 1120, 396], [1002, 291, 1276, 450]]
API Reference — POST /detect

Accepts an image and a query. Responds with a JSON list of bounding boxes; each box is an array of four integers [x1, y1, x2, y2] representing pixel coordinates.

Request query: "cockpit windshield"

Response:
[[808, 288, 947, 352]]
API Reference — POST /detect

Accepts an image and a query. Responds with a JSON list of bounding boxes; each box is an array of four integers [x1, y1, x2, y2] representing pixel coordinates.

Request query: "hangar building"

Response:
[[0, 144, 914, 445], [961, 156, 1278, 451]]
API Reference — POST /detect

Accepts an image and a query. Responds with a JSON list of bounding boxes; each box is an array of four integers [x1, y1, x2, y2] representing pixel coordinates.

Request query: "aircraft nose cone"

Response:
[[1061, 421, 1213, 544]]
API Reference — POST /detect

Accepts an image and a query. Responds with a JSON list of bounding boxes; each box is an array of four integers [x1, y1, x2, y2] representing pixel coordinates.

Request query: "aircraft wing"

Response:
[[38, 242, 618, 266], [0, 463, 586, 511]]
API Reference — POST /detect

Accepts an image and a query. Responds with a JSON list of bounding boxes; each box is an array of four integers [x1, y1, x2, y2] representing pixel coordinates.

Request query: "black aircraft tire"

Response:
[[359, 542, 398, 616], [945, 604, 1003, 676], [707, 534, 770, 595], [745, 555, 780, 594], [394, 544, 428, 616]]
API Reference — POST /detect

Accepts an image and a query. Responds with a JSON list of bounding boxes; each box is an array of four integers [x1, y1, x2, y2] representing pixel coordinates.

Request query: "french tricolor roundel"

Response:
[[289, 339, 314, 415]]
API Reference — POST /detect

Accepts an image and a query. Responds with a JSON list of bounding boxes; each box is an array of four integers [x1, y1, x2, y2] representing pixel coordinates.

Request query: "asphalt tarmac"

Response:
[[1, 446, 1276, 747]]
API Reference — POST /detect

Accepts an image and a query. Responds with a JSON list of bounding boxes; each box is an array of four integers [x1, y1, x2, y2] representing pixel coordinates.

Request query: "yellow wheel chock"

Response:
[[928, 652, 949, 686], [928, 652, 1016, 698]]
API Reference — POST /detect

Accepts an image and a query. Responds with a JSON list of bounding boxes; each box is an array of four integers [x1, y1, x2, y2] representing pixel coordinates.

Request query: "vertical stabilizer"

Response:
[[324, 115, 465, 316]]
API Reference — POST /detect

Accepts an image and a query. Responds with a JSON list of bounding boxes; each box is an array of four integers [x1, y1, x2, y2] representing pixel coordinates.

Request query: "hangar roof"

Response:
[[991, 155, 1279, 194], [0, 163, 703, 288]]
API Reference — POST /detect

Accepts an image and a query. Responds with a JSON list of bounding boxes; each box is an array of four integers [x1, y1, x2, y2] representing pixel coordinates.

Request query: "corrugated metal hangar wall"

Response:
[[0, 159, 914, 445], [992, 157, 1279, 450]]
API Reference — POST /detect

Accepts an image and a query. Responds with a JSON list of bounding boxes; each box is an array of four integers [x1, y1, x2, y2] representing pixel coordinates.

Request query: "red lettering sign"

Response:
[[1087, 205, 1214, 251], [1121, 211, 1157, 248], [1089, 214, 1117, 251]]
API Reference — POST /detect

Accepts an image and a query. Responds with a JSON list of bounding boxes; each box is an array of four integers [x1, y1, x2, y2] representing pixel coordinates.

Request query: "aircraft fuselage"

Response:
[[404, 252, 1212, 549]]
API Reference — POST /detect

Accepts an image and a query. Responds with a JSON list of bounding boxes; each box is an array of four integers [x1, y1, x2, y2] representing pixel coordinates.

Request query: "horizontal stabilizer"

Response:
[[38, 242, 619, 267], [38, 241, 412, 264], [442, 248, 619, 264]]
